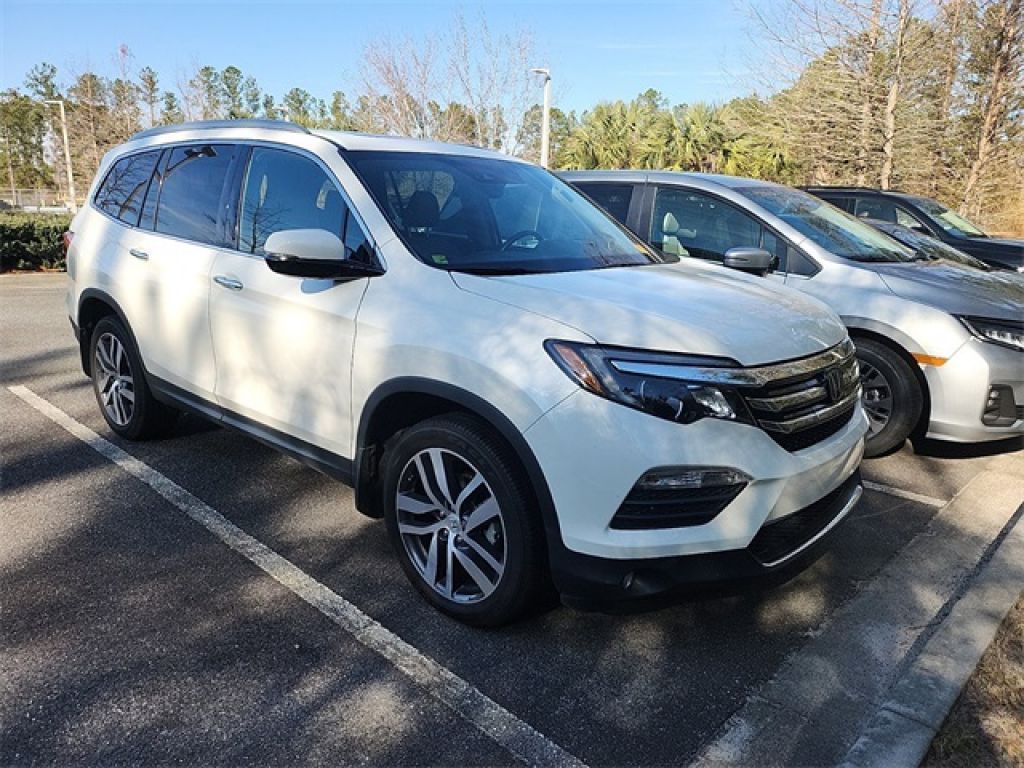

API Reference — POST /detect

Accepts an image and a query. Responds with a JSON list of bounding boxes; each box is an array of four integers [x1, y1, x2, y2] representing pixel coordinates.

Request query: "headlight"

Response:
[[959, 316, 1024, 352], [545, 340, 752, 425]]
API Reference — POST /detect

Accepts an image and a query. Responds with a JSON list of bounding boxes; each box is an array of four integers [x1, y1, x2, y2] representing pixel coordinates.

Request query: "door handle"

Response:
[[129, 248, 149, 261], [213, 275, 244, 291]]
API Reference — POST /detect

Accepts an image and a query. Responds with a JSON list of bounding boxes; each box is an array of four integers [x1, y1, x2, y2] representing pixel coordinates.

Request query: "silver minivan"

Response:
[[563, 171, 1024, 456]]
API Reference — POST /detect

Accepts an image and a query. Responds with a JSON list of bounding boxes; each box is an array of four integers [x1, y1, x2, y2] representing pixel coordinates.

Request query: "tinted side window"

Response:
[[853, 197, 897, 222], [239, 147, 349, 254], [820, 195, 854, 213], [785, 247, 819, 277], [94, 151, 161, 226], [574, 183, 634, 225], [894, 205, 925, 229], [762, 230, 791, 272], [651, 187, 760, 261], [155, 144, 239, 246]]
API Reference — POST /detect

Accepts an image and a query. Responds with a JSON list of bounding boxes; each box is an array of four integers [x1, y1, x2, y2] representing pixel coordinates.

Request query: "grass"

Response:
[[924, 595, 1024, 767]]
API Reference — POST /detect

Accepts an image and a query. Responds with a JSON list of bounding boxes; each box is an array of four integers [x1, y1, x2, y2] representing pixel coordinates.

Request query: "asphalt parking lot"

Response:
[[2, 273, 1022, 767]]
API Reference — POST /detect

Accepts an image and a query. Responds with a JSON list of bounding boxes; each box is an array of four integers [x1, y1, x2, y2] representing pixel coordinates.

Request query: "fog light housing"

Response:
[[611, 467, 751, 530], [982, 385, 1019, 426]]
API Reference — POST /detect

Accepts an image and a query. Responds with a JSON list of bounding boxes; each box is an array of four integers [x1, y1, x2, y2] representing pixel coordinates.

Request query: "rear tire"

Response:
[[89, 316, 178, 440], [855, 338, 923, 458], [382, 413, 545, 627]]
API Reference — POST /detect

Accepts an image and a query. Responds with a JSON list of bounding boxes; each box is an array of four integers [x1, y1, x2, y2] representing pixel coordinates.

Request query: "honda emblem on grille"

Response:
[[824, 369, 842, 402]]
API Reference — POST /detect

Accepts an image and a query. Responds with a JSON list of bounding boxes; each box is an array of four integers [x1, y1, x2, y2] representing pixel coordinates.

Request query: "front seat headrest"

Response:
[[405, 190, 440, 229], [662, 211, 680, 235]]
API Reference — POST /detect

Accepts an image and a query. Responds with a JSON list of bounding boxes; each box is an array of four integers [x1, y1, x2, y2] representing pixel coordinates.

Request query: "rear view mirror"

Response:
[[265, 228, 347, 262], [264, 229, 383, 280], [723, 247, 774, 277]]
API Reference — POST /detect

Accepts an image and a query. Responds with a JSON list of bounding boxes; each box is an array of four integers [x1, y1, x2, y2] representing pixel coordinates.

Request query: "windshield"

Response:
[[737, 186, 915, 263], [868, 220, 991, 270], [906, 195, 987, 238], [346, 150, 671, 274]]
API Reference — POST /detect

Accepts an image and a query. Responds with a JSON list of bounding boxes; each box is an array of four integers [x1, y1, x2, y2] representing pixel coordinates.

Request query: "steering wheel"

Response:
[[501, 230, 543, 251]]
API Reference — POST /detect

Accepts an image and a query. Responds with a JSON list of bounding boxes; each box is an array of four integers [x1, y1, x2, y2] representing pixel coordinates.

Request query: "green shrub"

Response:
[[0, 212, 73, 272]]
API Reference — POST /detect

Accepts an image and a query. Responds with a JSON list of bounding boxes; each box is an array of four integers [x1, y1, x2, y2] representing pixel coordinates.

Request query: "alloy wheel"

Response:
[[395, 448, 507, 604], [860, 360, 893, 437], [94, 332, 135, 427]]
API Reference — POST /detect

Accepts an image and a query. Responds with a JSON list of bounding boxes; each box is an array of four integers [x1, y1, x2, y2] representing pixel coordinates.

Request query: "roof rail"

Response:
[[129, 119, 310, 142], [803, 185, 912, 195]]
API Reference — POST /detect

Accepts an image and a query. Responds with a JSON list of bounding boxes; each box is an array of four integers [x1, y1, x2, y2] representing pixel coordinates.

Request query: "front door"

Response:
[[209, 145, 373, 458]]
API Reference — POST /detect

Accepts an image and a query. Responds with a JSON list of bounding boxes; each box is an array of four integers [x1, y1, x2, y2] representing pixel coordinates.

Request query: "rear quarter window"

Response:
[[94, 150, 162, 226]]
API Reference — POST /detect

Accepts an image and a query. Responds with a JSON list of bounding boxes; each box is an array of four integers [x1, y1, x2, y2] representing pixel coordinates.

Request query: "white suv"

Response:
[[67, 120, 868, 625]]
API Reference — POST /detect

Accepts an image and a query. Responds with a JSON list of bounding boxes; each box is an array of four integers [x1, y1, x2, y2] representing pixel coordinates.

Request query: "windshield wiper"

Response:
[[454, 265, 543, 275]]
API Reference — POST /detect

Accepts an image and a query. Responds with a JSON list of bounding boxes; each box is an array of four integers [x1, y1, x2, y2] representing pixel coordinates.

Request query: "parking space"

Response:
[[2, 273, 1021, 766]]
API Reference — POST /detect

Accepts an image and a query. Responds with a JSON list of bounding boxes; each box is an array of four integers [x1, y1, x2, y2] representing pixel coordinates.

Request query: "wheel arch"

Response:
[[354, 378, 564, 553], [77, 289, 138, 377], [845, 323, 931, 434]]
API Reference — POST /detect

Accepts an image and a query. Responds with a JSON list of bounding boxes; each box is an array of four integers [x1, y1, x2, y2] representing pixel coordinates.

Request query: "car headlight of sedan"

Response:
[[545, 340, 752, 425], [959, 316, 1024, 352]]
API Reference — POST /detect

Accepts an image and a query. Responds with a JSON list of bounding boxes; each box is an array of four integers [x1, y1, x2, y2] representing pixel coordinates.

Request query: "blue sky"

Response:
[[1, 0, 766, 113]]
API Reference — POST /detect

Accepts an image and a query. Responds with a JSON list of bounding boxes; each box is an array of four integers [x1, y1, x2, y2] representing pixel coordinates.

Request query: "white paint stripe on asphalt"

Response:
[[9, 385, 585, 768], [862, 480, 946, 508]]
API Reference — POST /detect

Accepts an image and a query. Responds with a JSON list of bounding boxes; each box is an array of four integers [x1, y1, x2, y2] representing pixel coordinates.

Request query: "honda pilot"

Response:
[[67, 121, 867, 625]]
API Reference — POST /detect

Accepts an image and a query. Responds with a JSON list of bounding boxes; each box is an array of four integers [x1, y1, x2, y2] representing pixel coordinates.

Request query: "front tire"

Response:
[[855, 338, 923, 458], [89, 316, 178, 440], [382, 414, 545, 626]]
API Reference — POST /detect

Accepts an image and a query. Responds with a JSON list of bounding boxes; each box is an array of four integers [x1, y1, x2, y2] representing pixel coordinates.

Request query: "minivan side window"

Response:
[[94, 150, 162, 226], [651, 187, 760, 262], [239, 147, 368, 257], [894, 206, 926, 230], [574, 183, 634, 225], [155, 144, 240, 247]]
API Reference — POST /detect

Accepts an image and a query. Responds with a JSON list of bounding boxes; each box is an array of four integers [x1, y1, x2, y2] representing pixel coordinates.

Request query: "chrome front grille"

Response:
[[741, 340, 861, 452]]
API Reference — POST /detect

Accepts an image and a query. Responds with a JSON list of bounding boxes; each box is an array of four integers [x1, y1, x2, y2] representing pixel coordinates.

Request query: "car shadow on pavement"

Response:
[[2, 401, 1017, 766], [912, 434, 1023, 459]]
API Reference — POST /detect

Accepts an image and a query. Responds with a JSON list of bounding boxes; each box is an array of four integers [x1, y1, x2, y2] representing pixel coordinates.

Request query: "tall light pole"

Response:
[[45, 99, 77, 212], [530, 67, 552, 168]]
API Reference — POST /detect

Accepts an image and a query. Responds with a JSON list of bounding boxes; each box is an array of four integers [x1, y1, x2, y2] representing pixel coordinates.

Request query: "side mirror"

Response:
[[264, 229, 382, 280], [723, 247, 774, 277]]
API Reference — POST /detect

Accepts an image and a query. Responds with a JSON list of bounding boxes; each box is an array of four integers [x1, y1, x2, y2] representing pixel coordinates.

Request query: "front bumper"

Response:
[[555, 472, 863, 609], [524, 387, 867, 598], [924, 337, 1024, 443]]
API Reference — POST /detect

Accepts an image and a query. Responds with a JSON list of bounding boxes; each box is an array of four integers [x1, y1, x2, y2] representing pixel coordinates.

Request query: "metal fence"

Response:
[[0, 188, 73, 212]]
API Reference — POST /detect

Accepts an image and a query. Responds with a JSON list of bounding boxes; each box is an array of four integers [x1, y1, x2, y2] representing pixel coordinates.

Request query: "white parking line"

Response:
[[862, 480, 947, 508], [8, 385, 585, 768]]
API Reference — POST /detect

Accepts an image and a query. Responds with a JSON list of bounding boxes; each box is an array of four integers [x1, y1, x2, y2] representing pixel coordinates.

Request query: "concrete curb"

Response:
[[841, 501, 1024, 768], [694, 468, 1024, 767]]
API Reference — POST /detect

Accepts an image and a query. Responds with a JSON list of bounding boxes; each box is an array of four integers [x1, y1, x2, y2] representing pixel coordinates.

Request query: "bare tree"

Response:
[[359, 11, 538, 154], [447, 11, 536, 154], [880, 0, 913, 188], [960, 0, 1023, 213]]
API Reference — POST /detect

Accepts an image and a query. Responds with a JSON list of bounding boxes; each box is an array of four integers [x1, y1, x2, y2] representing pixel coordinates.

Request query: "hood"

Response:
[[981, 237, 1024, 249], [451, 261, 846, 367], [957, 237, 1024, 268], [873, 261, 1024, 320]]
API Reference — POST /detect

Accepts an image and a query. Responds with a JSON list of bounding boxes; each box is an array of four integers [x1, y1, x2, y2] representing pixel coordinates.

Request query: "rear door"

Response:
[[118, 143, 243, 400], [209, 145, 373, 459]]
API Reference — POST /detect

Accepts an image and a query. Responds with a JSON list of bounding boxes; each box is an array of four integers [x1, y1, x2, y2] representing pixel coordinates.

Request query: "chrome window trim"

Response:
[[610, 338, 856, 387]]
